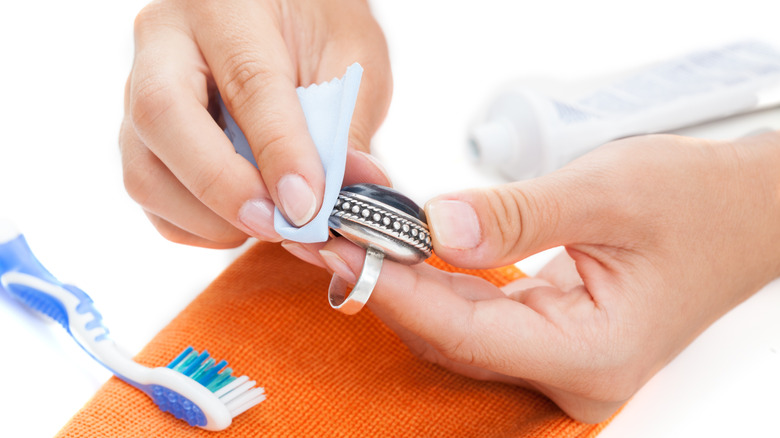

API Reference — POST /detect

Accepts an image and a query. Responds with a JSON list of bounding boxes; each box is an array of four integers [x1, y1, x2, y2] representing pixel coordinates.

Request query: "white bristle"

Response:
[[229, 389, 267, 417], [226, 386, 264, 412], [213, 375, 248, 398], [220, 379, 257, 404]]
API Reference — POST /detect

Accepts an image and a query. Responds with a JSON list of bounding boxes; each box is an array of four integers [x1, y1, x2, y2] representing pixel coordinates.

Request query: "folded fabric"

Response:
[[56, 243, 613, 437]]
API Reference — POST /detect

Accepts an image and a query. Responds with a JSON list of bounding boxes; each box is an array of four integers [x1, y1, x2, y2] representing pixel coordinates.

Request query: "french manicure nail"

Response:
[[277, 174, 318, 227], [319, 250, 357, 284], [427, 200, 482, 249], [238, 198, 281, 241]]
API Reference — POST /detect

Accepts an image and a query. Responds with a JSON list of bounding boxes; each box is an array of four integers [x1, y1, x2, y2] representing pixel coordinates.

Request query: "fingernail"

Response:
[[319, 250, 357, 284], [238, 198, 281, 241], [277, 174, 317, 226], [427, 200, 482, 249], [281, 241, 326, 268], [355, 150, 392, 185]]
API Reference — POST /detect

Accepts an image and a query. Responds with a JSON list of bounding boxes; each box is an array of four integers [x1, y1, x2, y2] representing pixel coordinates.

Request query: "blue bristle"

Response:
[[183, 350, 211, 376], [196, 360, 228, 386], [206, 369, 235, 392], [190, 358, 214, 379], [167, 346, 194, 370], [176, 351, 198, 370], [167, 347, 237, 393]]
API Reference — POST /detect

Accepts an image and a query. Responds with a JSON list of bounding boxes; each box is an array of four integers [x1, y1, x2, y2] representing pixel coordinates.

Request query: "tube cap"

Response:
[[469, 119, 515, 167]]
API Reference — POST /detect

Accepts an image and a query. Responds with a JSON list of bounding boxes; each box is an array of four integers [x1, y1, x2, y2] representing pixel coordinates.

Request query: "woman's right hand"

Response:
[[120, 0, 392, 248]]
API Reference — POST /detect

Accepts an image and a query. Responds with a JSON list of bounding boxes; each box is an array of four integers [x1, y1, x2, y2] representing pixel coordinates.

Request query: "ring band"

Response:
[[327, 184, 432, 315], [328, 247, 384, 315]]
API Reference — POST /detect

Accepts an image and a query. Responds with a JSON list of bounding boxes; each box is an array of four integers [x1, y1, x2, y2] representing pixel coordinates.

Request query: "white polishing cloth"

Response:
[[221, 63, 363, 243]]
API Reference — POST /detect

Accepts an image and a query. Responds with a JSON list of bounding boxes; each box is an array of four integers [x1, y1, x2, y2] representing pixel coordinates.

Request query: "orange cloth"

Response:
[[57, 243, 611, 437]]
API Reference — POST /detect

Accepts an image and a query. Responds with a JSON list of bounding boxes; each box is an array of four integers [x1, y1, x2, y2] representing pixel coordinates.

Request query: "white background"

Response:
[[1, 1, 779, 437]]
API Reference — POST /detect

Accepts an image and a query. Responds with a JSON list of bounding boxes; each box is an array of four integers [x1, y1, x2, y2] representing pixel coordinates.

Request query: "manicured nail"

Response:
[[281, 241, 326, 268], [238, 198, 281, 241], [427, 199, 482, 249], [319, 250, 357, 284], [277, 174, 317, 227]]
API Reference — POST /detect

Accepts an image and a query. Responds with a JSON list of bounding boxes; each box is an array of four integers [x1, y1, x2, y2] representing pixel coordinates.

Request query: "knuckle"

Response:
[[153, 220, 183, 243], [437, 334, 502, 371], [133, 4, 154, 34], [123, 76, 132, 111], [130, 75, 176, 132], [254, 132, 290, 167], [122, 151, 157, 207], [479, 186, 532, 258], [347, 120, 372, 153], [209, 227, 250, 248], [149, 215, 192, 246], [504, 184, 562, 254], [133, 1, 167, 36], [154, 218, 247, 249], [438, 336, 478, 366], [189, 162, 227, 203], [434, 309, 484, 367], [219, 49, 274, 112]]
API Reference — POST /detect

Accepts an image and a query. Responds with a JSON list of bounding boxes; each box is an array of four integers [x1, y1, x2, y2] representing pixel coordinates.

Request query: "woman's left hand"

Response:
[[318, 132, 780, 423]]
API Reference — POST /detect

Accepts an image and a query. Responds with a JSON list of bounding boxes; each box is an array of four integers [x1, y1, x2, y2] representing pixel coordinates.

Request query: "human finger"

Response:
[[342, 149, 392, 187], [143, 211, 244, 249], [280, 240, 327, 269], [119, 116, 261, 245], [320, 238, 628, 422], [129, 15, 276, 240], [318, 238, 562, 383], [194, 1, 325, 227], [424, 167, 628, 269]]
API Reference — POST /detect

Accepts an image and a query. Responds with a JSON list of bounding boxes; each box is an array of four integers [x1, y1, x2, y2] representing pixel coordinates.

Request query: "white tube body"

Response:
[[470, 40, 780, 181]]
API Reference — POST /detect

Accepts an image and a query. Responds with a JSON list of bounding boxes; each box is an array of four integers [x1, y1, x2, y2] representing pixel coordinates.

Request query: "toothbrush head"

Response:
[[153, 346, 266, 429], [1, 229, 265, 431]]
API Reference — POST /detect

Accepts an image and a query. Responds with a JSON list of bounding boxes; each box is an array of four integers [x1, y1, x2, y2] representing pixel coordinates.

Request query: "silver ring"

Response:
[[327, 184, 432, 315], [327, 247, 384, 315]]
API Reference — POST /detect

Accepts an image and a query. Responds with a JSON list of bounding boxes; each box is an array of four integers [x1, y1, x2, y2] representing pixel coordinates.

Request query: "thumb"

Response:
[[425, 169, 625, 269]]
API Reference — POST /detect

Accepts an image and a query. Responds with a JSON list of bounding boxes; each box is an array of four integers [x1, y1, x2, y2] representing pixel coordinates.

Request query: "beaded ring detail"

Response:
[[327, 184, 432, 314]]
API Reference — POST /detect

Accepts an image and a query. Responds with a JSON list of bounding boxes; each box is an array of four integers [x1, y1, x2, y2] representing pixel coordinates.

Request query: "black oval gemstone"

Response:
[[341, 184, 426, 223]]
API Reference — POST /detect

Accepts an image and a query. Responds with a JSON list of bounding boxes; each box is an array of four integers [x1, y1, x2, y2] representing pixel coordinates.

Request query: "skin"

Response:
[[320, 132, 780, 422], [122, 0, 780, 424], [120, 0, 391, 249]]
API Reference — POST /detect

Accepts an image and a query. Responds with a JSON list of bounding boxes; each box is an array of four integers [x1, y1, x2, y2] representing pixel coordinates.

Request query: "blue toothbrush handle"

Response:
[[0, 221, 264, 431], [0, 230, 60, 285], [0, 225, 106, 338]]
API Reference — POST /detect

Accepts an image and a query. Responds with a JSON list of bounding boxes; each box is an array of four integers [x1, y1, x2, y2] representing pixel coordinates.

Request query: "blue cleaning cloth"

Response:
[[220, 63, 363, 243]]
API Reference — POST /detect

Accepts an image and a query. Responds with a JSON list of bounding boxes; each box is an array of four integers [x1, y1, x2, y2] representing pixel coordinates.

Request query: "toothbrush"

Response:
[[0, 220, 265, 431]]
